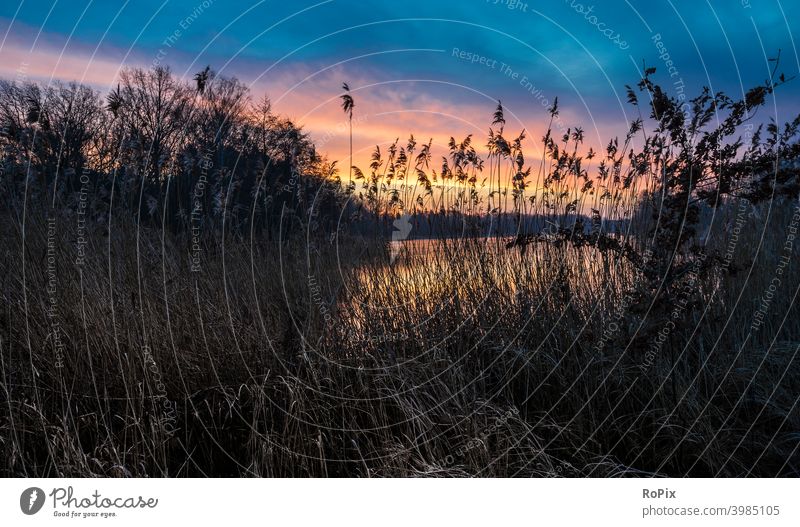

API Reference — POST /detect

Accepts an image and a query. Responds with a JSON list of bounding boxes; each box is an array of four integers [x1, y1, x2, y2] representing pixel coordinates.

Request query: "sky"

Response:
[[1, 0, 798, 172]]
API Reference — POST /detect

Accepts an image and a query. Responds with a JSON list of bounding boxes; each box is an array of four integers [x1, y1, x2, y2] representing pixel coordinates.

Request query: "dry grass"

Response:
[[2, 57, 799, 478], [2, 195, 798, 477]]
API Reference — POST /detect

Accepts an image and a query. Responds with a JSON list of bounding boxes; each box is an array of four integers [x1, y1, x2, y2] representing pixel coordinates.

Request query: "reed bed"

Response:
[[2, 65, 799, 477], [2, 194, 798, 477]]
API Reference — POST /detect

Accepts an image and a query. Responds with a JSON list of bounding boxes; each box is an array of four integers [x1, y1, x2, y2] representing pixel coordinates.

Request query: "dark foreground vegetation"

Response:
[[1, 63, 799, 476]]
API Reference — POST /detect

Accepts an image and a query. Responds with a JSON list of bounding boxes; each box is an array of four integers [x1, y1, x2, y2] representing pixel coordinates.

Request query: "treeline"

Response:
[[0, 66, 348, 240], [371, 210, 630, 240]]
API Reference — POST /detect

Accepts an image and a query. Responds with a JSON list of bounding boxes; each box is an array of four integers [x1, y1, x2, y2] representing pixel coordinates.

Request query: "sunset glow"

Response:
[[3, 0, 800, 498]]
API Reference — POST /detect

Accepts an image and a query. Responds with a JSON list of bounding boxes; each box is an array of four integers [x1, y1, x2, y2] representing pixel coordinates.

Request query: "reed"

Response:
[[1, 65, 799, 477]]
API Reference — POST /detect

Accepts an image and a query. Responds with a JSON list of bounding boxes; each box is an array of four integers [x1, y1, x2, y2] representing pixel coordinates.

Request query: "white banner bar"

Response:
[[1, 478, 798, 526]]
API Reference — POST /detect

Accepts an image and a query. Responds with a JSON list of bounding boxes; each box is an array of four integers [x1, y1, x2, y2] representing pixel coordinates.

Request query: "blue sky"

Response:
[[1, 0, 798, 165]]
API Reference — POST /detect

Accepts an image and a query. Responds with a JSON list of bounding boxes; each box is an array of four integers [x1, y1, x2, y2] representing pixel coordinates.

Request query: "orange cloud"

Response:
[[0, 26, 626, 191]]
